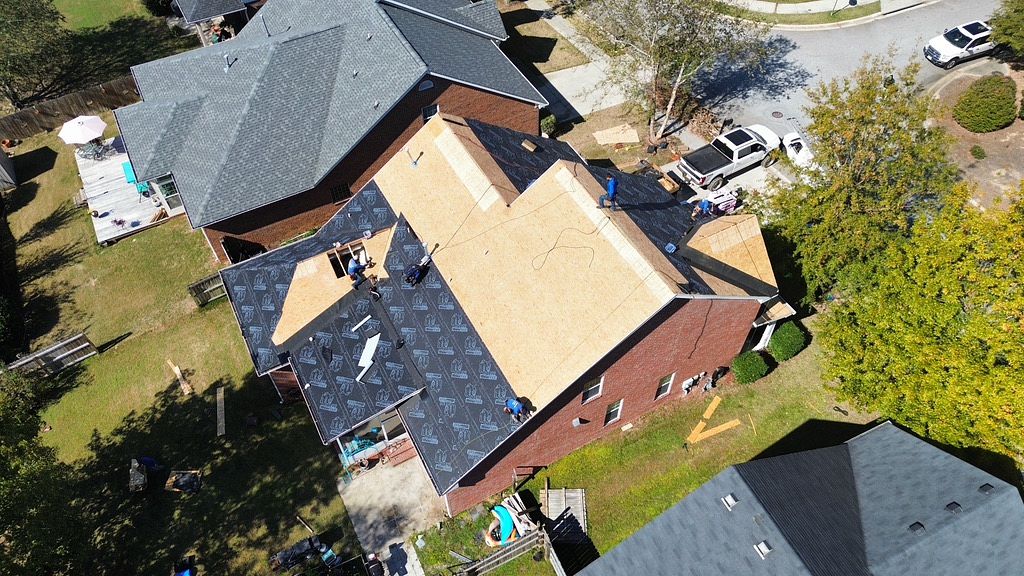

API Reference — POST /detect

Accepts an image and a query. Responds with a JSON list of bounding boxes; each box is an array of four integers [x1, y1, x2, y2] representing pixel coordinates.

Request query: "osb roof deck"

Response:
[[272, 228, 395, 345], [373, 115, 680, 410], [682, 214, 778, 298]]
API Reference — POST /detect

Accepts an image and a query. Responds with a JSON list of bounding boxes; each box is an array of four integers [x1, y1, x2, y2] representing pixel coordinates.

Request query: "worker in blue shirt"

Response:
[[348, 258, 369, 289], [598, 174, 619, 211], [504, 397, 526, 422]]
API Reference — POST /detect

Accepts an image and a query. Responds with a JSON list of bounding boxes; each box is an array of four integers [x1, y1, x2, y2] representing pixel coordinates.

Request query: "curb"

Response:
[[769, 0, 940, 31], [924, 60, 1012, 98]]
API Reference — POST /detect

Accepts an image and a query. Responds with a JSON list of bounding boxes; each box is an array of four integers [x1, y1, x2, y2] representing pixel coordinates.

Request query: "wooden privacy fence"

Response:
[[2, 333, 97, 376], [0, 76, 140, 140], [188, 272, 227, 307]]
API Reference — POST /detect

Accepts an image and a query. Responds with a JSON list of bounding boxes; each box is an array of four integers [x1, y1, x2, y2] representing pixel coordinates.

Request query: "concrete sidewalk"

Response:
[[727, 0, 881, 14]]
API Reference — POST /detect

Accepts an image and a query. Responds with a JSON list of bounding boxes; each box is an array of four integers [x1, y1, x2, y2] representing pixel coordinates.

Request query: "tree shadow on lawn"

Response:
[[69, 372, 358, 575], [16, 201, 81, 245], [19, 280, 82, 347], [693, 35, 813, 113], [18, 242, 87, 284]]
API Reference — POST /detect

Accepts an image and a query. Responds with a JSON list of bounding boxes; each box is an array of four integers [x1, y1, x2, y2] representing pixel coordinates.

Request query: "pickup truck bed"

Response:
[[683, 145, 731, 176]]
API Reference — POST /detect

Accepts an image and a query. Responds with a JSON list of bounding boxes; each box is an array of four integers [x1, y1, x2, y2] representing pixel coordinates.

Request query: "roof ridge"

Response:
[[377, 0, 505, 40], [193, 43, 280, 224], [375, 2, 428, 70]]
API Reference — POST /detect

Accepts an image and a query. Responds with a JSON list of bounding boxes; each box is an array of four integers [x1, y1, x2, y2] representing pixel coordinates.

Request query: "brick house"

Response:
[[221, 115, 795, 516], [114, 0, 545, 262]]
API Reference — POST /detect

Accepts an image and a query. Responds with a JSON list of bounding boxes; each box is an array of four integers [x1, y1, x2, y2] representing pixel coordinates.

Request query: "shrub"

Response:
[[767, 321, 807, 362], [732, 351, 769, 384], [970, 145, 987, 160], [952, 75, 1018, 133], [540, 114, 558, 136]]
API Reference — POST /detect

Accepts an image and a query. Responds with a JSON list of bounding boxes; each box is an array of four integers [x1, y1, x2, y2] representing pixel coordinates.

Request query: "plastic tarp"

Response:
[[0, 151, 15, 192]]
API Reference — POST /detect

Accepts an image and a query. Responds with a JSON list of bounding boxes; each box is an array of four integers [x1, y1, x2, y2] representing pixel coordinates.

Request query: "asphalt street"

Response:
[[700, 0, 1002, 135]]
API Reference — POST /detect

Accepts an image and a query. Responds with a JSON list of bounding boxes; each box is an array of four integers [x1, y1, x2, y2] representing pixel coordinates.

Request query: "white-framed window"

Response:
[[754, 540, 773, 559], [721, 493, 739, 511], [581, 376, 603, 404], [655, 373, 674, 399], [603, 399, 623, 426], [422, 104, 439, 121]]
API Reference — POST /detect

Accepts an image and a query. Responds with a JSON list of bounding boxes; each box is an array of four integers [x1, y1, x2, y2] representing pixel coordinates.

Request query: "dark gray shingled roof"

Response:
[[115, 0, 544, 229], [383, 6, 544, 107], [282, 216, 519, 493], [584, 165, 712, 294], [174, 0, 246, 24], [579, 422, 1024, 576], [220, 183, 397, 374], [383, 0, 507, 39]]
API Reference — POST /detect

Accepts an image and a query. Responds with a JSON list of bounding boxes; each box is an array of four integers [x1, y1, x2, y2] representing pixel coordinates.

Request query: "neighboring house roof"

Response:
[[382, 0, 508, 39], [578, 422, 1024, 576], [115, 0, 545, 229], [174, 0, 247, 24]]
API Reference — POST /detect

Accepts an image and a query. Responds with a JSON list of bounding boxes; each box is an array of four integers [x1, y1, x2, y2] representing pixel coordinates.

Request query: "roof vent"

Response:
[[521, 139, 538, 153], [908, 522, 925, 534], [373, 100, 380, 109], [979, 483, 995, 495], [366, 32, 373, 40], [945, 501, 962, 514], [720, 493, 739, 511], [352, 70, 358, 78], [754, 540, 772, 559]]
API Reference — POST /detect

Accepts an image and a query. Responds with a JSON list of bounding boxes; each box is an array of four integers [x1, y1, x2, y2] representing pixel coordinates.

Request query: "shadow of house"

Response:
[[500, 8, 559, 78], [546, 508, 599, 576], [10, 147, 57, 185], [751, 418, 878, 460]]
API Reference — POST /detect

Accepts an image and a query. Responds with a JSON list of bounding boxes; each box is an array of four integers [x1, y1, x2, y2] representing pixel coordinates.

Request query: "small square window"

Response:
[[603, 399, 623, 426], [754, 541, 772, 559], [581, 376, 603, 404], [655, 373, 674, 399], [721, 493, 739, 511], [422, 104, 439, 121]]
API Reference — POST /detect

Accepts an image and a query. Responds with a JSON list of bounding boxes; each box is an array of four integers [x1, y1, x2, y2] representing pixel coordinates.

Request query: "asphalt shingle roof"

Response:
[[464, 118, 579, 192], [579, 422, 1024, 576], [383, 0, 508, 39], [174, 0, 246, 24], [382, 5, 545, 107], [116, 0, 543, 228]]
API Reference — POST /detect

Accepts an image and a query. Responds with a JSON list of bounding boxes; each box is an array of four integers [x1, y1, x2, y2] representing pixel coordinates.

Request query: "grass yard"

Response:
[[55, 0, 149, 29], [557, 104, 683, 172], [416, 319, 876, 571], [499, 4, 588, 76], [5, 122, 359, 575]]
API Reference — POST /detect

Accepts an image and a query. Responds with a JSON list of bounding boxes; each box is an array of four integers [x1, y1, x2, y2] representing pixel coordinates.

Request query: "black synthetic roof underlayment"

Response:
[[220, 183, 397, 374], [283, 216, 520, 494], [584, 165, 712, 294]]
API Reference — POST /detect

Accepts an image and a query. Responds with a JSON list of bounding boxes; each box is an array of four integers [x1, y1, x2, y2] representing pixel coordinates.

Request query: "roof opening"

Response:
[[908, 522, 925, 534], [979, 483, 995, 495], [945, 501, 962, 514], [721, 493, 739, 511], [754, 541, 772, 559]]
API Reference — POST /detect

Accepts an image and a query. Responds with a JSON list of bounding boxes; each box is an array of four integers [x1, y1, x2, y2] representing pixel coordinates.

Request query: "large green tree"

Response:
[[0, 370, 81, 575], [821, 184, 1024, 459], [760, 55, 958, 299], [991, 0, 1024, 57], [584, 0, 770, 140], [0, 0, 71, 109]]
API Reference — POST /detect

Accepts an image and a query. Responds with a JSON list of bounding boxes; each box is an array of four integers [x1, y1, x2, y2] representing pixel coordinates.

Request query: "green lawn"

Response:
[[499, 5, 589, 76], [5, 122, 359, 575], [55, 0, 149, 29], [416, 321, 876, 571]]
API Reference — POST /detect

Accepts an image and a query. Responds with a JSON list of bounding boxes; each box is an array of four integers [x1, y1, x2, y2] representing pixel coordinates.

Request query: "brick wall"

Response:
[[202, 77, 540, 261], [444, 297, 762, 515]]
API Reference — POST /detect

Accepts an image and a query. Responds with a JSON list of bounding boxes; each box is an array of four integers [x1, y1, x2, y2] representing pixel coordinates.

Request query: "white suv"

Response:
[[924, 21, 995, 69]]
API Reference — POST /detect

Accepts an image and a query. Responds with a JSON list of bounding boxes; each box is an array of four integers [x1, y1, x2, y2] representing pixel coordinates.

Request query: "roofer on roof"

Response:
[[598, 175, 619, 211]]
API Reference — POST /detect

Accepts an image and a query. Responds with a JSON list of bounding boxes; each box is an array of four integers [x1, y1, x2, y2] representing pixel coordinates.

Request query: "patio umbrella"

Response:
[[58, 115, 107, 145]]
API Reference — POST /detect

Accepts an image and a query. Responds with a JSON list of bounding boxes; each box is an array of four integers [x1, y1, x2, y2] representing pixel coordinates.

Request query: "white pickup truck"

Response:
[[924, 20, 995, 70], [676, 125, 781, 191]]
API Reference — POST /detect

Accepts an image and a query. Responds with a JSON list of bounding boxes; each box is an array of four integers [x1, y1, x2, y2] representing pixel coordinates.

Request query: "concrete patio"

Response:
[[74, 137, 169, 244], [337, 456, 446, 555]]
